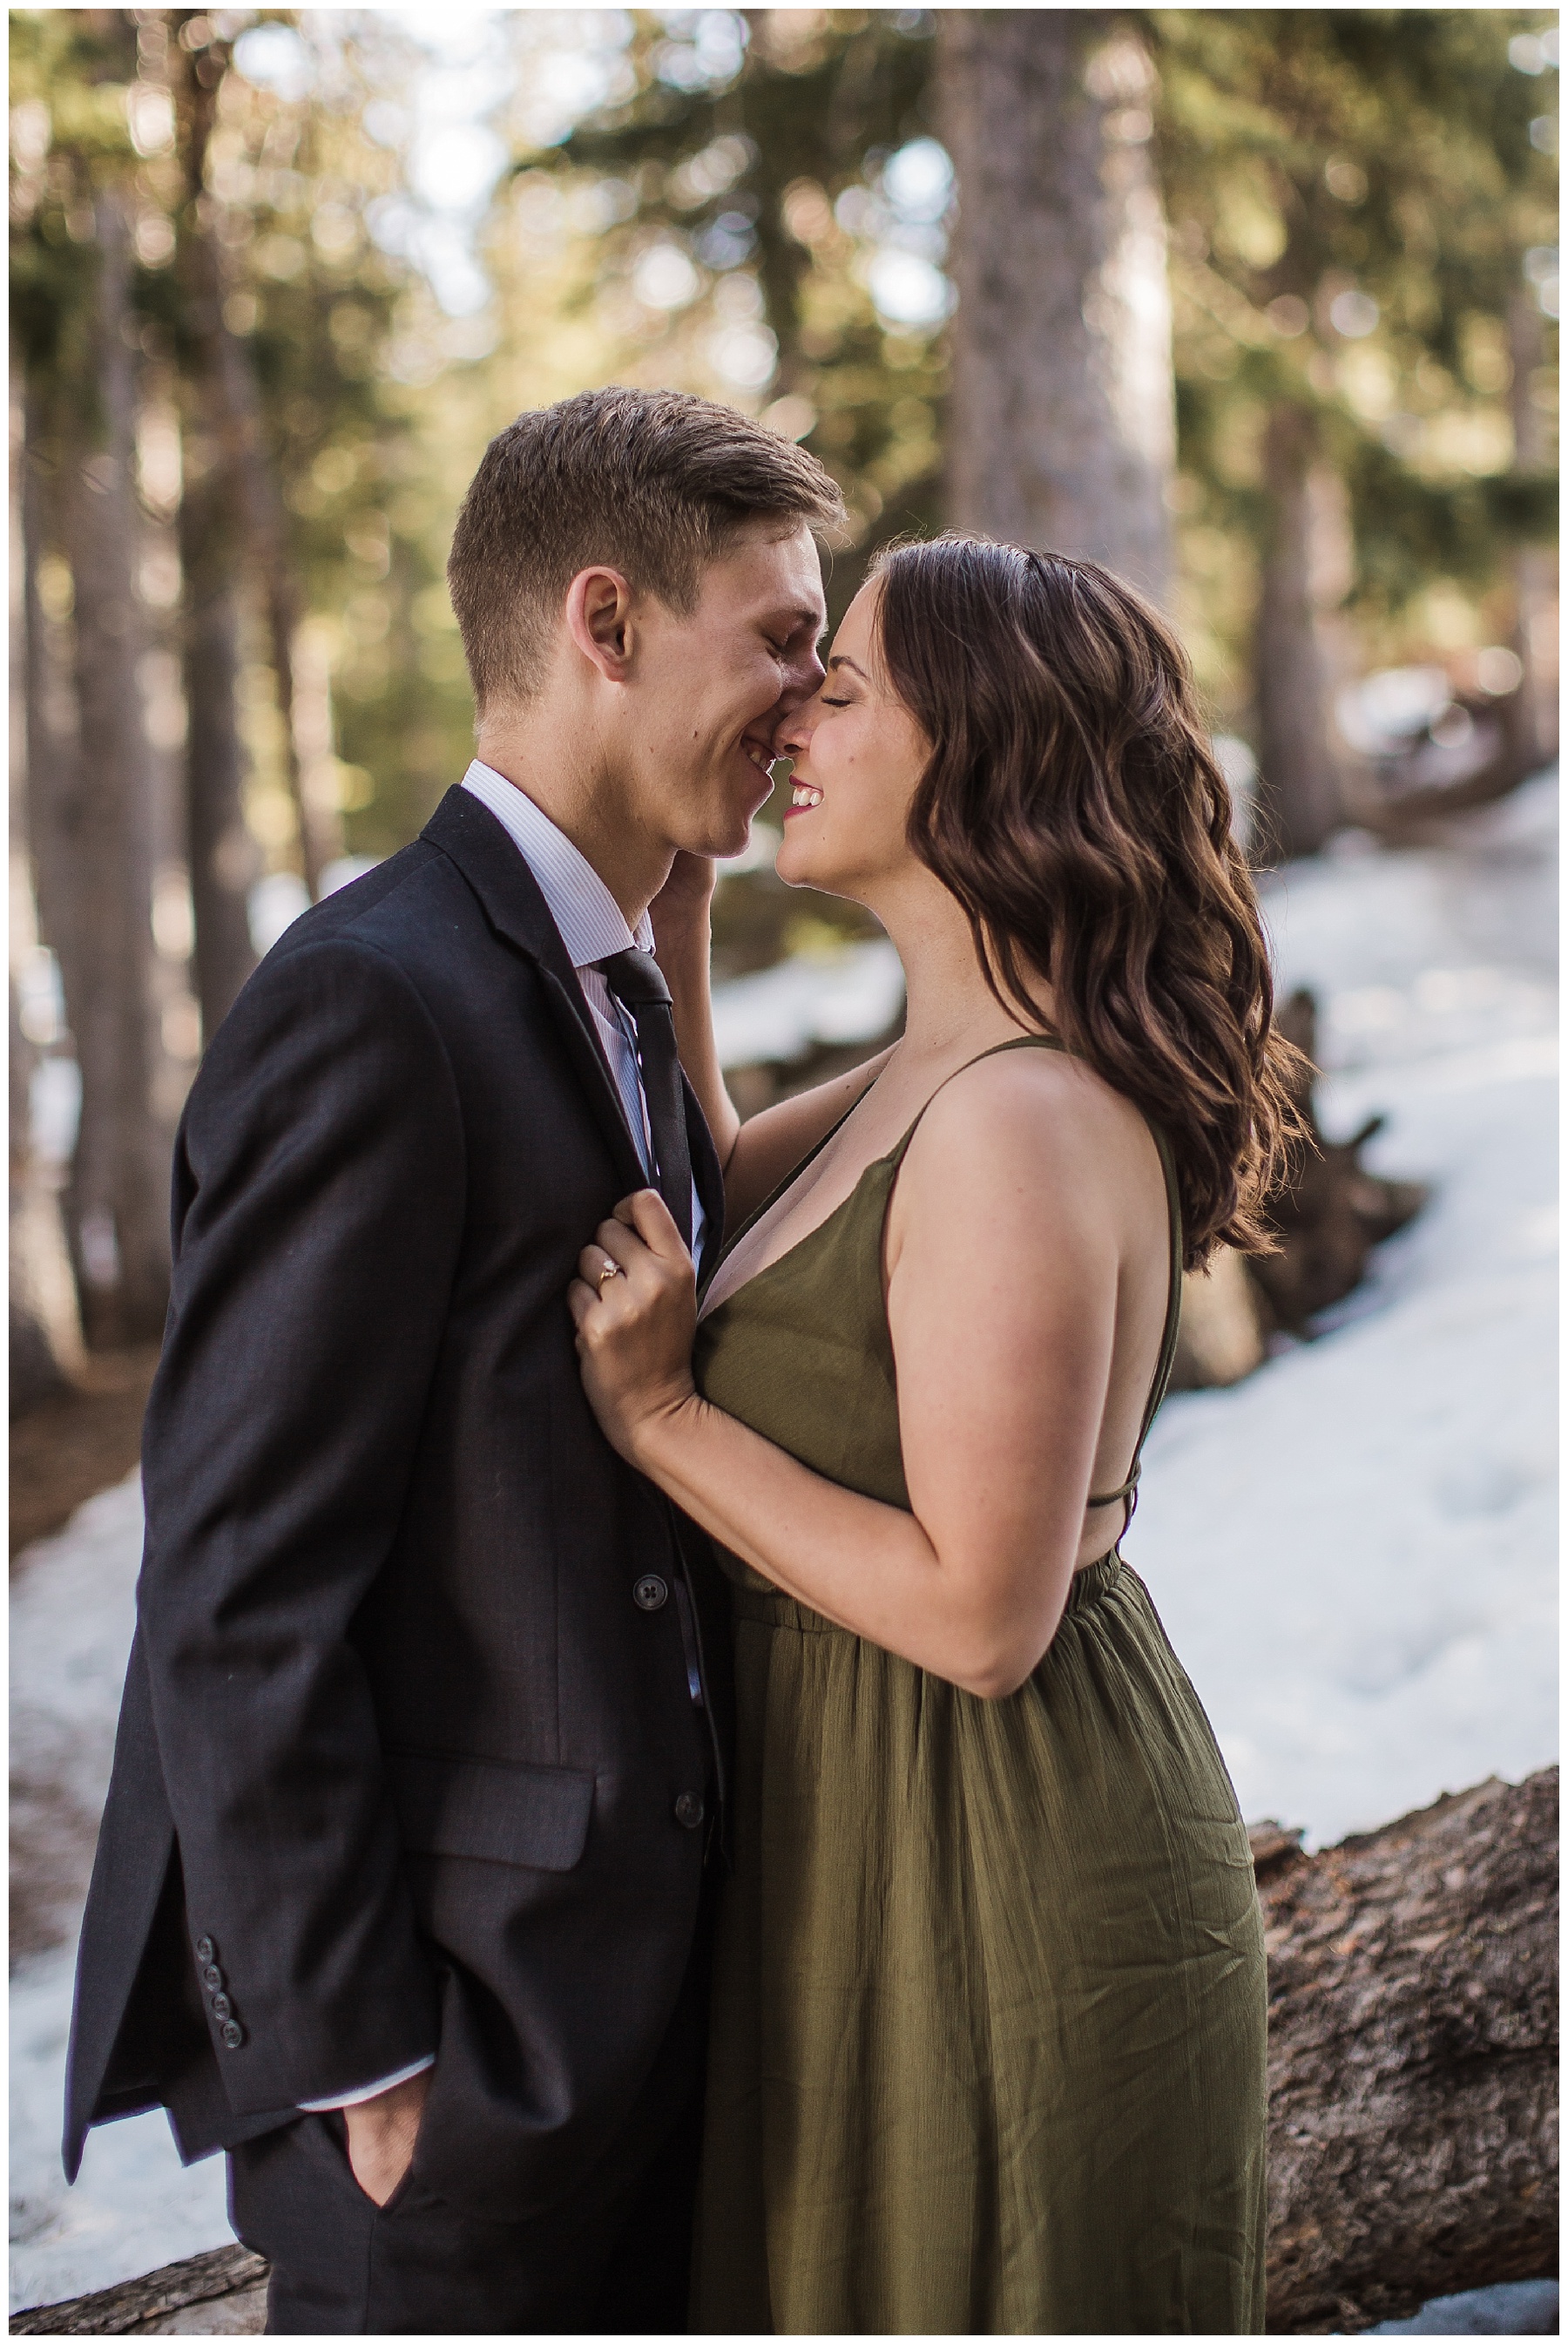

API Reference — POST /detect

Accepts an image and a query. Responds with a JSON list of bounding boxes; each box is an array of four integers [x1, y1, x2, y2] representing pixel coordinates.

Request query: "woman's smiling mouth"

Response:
[[786, 782, 823, 819]]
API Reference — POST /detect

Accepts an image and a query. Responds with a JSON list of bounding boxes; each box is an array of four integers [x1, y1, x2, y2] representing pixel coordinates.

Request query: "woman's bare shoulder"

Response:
[[892, 1041, 1160, 1239]]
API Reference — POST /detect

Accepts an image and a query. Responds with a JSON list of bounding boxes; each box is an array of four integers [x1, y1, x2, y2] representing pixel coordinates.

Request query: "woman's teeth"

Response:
[[791, 783, 823, 810]]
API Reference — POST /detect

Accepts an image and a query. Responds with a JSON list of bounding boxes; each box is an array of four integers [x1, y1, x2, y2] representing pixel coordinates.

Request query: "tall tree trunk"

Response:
[[179, 430, 256, 1037], [940, 10, 1175, 602], [174, 27, 325, 907], [1254, 402, 1346, 861], [173, 24, 257, 1039], [1504, 290, 1558, 778], [55, 188, 170, 1345], [11, 355, 84, 1411]]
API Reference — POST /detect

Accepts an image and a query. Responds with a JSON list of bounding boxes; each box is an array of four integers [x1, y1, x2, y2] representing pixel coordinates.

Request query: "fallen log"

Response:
[[1170, 986, 1429, 1391], [14, 1774, 1556, 2337], [10, 2243, 267, 2334], [1258, 1765, 1558, 2334]]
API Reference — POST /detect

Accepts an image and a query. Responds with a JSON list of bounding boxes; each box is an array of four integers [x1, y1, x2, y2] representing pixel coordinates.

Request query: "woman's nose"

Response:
[[772, 700, 817, 759]]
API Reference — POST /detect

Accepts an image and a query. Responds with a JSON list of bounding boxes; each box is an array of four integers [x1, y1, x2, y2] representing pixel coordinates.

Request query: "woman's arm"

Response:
[[651, 854, 894, 1225], [571, 1060, 1131, 1695]]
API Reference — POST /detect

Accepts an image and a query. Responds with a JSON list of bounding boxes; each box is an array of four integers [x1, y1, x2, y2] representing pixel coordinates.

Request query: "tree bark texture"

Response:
[[940, 10, 1174, 602], [1503, 290, 1558, 782], [1260, 1767, 1558, 2334], [10, 357, 80, 1412], [37, 193, 170, 1345], [174, 36, 325, 907], [10, 2244, 268, 2335], [1254, 403, 1348, 861], [178, 441, 257, 1039]]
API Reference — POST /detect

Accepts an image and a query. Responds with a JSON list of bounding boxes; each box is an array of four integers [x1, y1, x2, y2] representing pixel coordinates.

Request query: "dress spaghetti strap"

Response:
[[883, 1032, 1183, 1518]]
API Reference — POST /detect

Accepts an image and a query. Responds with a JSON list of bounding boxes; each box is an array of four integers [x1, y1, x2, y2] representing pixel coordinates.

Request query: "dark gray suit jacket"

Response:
[[64, 786, 730, 2222]]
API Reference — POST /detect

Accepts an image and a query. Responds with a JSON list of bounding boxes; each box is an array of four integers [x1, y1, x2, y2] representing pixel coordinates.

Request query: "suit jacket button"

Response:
[[211, 1993, 233, 2022], [220, 2019, 246, 2050], [194, 1936, 215, 1964], [673, 1792, 705, 1831], [634, 1575, 669, 1612], [202, 1963, 224, 1990]]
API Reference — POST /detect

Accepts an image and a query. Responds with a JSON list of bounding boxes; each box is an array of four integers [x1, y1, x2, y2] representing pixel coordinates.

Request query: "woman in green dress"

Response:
[[569, 536, 1300, 2334]]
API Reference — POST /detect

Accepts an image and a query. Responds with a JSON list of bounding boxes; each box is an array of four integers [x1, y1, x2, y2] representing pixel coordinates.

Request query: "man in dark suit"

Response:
[[64, 387, 839, 2332]]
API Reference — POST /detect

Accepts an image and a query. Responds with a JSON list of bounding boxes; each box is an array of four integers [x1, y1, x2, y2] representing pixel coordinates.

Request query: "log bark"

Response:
[[1258, 1767, 1558, 2334], [940, 11, 1174, 601], [17, 1775, 1553, 2335], [10, 2244, 267, 2335]]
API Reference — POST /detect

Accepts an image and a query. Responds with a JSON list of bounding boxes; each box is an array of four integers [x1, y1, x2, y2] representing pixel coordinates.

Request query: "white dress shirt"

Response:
[[462, 760, 706, 1263], [298, 761, 705, 2115]]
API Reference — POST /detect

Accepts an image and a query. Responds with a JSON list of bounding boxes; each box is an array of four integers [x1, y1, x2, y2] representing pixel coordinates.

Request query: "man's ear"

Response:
[[564, 566, 637, 681]]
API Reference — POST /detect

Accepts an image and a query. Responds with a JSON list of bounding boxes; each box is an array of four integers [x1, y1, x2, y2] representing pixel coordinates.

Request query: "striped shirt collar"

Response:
[[461, 759, 655, 971]]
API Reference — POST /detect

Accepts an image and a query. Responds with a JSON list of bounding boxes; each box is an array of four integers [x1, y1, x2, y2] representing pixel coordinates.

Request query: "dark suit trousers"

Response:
[[230, 1885, 714, 2335]]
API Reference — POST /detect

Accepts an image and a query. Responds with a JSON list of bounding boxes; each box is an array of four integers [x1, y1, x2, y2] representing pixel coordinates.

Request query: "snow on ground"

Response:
[[9, 775, 1558, 2307], [10, 1479, 233, 2315], [1129, 772, 1558, 1846]]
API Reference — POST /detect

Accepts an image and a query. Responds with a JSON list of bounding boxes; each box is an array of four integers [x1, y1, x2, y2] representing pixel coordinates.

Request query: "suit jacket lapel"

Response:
[[423, 788, 647, 1198], [425, 788, 728, 1262]]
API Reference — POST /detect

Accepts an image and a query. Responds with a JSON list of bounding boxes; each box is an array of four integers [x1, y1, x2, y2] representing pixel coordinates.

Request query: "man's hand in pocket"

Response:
[[344, 2068, 432, 2206]]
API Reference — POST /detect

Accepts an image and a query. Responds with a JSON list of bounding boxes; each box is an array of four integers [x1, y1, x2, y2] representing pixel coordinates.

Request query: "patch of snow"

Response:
[[1371, 2277, 1560, 2333], [1129, 773, 1558, 1846], [711, 937, 903, 1069], [10, 1478, 233, 2317], [10, 1946, 232, 2317]]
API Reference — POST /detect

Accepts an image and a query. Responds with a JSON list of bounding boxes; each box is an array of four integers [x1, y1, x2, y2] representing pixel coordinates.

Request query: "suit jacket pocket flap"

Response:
[[388, 1752, 594, 1872]]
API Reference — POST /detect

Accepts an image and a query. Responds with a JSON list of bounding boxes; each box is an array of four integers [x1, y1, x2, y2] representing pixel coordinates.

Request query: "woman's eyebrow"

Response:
[[828, 655, 868, 678]]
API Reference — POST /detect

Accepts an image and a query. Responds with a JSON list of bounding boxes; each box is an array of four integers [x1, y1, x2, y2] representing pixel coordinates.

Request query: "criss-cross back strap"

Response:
[[886, 1033, 1183, 1518]]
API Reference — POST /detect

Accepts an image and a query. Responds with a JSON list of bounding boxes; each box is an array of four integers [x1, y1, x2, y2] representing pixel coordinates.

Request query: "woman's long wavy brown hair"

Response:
[[870, 533, 1304, 1269]]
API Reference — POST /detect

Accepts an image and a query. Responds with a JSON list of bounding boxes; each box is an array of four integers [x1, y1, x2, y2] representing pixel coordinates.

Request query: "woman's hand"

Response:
[[569, 1189, 700, 1467], [648, 848, 717, 946]]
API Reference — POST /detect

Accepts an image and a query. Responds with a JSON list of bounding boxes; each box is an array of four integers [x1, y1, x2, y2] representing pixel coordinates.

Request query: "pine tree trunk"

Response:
[[175, 37, 324, 905], [940, 10, 1174, 601], [174, 35, 259, 1039], [55, 189, 170, 1345], [1504, 290, 1558, 778], [179, 429, 257, 1038], [12, 362, 83, 1410], [1254, 402, 1347, 861]]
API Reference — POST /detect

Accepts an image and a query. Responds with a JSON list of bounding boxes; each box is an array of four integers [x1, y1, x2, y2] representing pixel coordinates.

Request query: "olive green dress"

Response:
[[689, 1038, 1267, 2335]]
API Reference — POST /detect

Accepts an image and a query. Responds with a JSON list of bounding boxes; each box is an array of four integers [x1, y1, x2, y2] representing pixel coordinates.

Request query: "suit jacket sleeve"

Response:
[[136, 933, 465, 2113]]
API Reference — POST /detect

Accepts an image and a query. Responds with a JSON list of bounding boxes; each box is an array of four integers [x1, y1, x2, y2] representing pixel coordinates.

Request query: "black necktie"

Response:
[[598, 949, 693, 1254]]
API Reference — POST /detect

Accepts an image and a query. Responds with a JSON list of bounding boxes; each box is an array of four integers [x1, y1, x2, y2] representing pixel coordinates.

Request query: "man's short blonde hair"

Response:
[[447, 386, 844, 708]]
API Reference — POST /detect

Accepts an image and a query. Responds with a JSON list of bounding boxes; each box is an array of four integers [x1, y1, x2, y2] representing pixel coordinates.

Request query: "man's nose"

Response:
[[778, 641, 826, 714]]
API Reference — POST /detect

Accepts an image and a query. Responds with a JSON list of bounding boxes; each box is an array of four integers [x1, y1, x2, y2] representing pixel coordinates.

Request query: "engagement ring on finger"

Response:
[[598, 1257, 623, 1287]]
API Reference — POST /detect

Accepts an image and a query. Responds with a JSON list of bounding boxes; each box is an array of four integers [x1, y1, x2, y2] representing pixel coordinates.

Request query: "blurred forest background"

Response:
[[9, 5, 1558, 1419]]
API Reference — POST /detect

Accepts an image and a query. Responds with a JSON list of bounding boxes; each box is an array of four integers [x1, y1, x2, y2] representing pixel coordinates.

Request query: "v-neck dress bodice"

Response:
[[687, 1037, 1267, 2334]]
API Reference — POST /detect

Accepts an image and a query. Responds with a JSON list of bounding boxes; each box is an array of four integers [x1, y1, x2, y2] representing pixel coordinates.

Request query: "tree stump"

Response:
[[1259, 1767, 1558, 2333], [1171, 986, 1429, 1391]]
